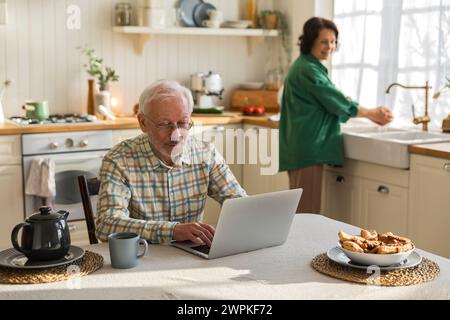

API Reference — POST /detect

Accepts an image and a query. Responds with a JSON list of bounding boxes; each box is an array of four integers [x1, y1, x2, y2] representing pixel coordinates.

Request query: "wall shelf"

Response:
[[113, 26, 278, 37], [112, 26, 279, 54]]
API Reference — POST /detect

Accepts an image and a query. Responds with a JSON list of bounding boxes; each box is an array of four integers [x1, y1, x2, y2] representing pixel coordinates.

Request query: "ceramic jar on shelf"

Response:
[[115, 2, 132, 26], [136, 0, 166, 28]]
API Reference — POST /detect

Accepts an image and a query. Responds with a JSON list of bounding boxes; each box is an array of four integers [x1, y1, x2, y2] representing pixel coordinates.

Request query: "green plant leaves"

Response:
[[81, 46, 119, 88]]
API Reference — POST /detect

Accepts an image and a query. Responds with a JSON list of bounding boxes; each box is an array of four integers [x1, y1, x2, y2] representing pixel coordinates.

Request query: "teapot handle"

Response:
[[57, 210, 70, 219], [11, 223, 28, 254]]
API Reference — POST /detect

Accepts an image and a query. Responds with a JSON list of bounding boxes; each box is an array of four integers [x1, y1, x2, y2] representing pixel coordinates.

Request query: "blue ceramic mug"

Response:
[[108, 232, 148, 269]]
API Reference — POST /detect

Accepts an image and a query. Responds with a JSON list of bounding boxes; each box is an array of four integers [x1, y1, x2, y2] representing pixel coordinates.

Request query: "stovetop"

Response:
[[9, 114, 99, 126]]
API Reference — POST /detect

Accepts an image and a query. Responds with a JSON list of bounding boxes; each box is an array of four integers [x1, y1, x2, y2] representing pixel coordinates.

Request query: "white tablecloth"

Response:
[[0, 214, 449, 299]]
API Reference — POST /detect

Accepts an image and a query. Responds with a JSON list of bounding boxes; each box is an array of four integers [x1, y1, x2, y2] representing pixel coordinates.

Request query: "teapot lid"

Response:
[[28, 206, 69, 221]]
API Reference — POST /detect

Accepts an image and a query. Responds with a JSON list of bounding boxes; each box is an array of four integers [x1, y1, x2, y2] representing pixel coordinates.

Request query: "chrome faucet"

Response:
[[385, 81, 432, 131]]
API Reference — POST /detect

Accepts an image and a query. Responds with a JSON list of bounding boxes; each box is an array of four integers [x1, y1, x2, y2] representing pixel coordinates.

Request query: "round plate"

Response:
[[193, 2, 216, 27], [179, 0, 203, 27], [326, 246, 422, 271], [0, 246, 85, 269], [221, 20, 251, 29]]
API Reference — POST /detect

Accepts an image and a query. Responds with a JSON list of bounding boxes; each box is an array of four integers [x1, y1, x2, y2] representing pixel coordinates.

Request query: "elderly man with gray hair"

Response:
[[96, 80, 246, 246]]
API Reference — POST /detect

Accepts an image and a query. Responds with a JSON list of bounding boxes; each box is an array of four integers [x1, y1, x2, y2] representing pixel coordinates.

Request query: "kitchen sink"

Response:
[[361, 131, 450, 144], [341, 125, 405, 134], [342, 126, 450, 169]]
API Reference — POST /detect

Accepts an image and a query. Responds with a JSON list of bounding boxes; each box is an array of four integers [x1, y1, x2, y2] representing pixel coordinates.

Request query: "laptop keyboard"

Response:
[[192, 245, 211, 255]]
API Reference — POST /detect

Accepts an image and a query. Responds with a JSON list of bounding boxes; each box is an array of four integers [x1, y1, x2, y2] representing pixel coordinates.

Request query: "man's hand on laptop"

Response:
[[173, 223, 215, 246]]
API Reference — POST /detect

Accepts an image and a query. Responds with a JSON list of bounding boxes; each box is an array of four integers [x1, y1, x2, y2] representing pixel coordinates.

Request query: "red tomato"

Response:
[[254, 106, 265, 114], [243, 105, 256, 114]]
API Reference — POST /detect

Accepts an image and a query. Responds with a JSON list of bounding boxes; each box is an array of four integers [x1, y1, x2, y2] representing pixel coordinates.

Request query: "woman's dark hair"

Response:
[[298, 17, 339, 54]]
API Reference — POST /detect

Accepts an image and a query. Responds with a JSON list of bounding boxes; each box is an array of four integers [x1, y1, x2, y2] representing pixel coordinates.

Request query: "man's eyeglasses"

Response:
[[147, 117, 194, 132]]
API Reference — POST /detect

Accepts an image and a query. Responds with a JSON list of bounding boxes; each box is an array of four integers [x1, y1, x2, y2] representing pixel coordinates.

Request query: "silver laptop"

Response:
[[172, 188, 303, 259]]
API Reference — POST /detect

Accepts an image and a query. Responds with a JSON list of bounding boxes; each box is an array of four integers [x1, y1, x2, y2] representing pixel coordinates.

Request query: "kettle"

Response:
[[203, 71, 224, 96], [11, 206, 71, 261]]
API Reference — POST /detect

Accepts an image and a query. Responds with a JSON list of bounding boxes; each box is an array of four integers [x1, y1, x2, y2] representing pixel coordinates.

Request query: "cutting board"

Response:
[[231, 89, 279, 112]]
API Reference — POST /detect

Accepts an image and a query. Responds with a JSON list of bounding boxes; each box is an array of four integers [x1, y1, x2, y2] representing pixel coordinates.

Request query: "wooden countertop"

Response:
[[409, 142, 450, 160], [0, 117, 141, 135], [0, 112, 279, 135]]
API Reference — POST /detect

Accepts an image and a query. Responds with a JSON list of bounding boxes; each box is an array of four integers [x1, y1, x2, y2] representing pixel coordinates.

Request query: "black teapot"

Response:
[[11, 206, 71, 261]]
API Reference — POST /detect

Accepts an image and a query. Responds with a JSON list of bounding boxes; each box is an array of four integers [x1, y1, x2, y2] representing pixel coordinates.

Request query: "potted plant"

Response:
[[259, 10, 279, 30], [80, 47, 119, 115]]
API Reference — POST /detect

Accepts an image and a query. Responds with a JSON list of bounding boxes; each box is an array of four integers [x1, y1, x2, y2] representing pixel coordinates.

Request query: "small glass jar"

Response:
[[115, 3, 132, 26]]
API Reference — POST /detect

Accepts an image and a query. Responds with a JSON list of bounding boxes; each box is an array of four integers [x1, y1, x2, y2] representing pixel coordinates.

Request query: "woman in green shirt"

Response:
[[279, 17, 393, 213]]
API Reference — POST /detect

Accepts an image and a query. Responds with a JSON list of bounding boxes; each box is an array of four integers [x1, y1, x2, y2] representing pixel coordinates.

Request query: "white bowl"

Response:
[[341, 245, 415, 267]]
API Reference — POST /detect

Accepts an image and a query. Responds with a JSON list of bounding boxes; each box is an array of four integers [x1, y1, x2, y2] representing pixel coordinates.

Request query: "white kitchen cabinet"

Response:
[[321, 159, 409, 233], [193, 124, 243, 226], [409, 154, 450, 258], [321, 170, 360, 225], [112, 129, 142, 145], [0, 135, 21, 165], [0, 135, 23, 250], [360, 178, 408, 235], [242, 124, 289, 196]]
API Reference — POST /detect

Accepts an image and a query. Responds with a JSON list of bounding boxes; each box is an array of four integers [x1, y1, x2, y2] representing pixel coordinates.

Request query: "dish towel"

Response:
[[267, 113, 280, 122], [25, 158, 56, 205]]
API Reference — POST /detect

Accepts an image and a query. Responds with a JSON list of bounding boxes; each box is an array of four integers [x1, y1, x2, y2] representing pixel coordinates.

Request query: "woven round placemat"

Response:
[[311, 253, 440, 286], [0, 251, 103, 284]]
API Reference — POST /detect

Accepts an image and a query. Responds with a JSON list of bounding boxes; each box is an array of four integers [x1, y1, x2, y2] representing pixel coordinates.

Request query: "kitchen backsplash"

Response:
[[0, 0, 274, 117]]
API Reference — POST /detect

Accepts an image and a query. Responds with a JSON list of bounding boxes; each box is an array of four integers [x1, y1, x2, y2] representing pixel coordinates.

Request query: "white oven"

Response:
[[22, 130, 113, 221]]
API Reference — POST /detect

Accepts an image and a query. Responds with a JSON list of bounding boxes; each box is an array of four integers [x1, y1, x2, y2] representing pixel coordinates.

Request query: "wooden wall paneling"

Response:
[[15, 0, 30, 115], [76, 0, 92, 115], [2, 0, 15, 112], [53, 0, 67, 115], [187, 36, 199, 87], [28, 0, 44, 103], [144, 34, 157, 94], [65, 0, 81, 114], [177, 36, 190, 88], [111, 16, 126, 114], [0, 13, 5, 109], [132, 27, 146, 113], [42, 0, 56, 114]]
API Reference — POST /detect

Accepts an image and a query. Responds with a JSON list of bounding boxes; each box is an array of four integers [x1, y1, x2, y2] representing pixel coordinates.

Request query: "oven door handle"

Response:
[[51, 155, 104, 163]]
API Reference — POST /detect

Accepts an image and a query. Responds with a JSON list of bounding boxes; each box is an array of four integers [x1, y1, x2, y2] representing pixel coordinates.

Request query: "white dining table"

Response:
[[0, 214, 449, 300]]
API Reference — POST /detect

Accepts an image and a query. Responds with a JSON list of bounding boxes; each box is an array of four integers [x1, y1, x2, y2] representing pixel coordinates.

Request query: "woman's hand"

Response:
[[173, 222, 215, 246], [358, 106, 393, 125]]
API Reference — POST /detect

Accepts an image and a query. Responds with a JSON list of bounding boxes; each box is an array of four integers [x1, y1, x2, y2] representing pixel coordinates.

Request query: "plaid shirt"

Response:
[[95, 133, 246, 243]]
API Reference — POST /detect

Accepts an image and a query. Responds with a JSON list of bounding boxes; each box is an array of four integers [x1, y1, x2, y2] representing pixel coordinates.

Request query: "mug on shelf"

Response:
[[202, 19, 221, 28], [207, 9, 223, 22]]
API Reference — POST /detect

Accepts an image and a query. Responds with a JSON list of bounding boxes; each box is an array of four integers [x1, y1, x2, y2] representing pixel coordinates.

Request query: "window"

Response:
[[333, 0, 450, 129]]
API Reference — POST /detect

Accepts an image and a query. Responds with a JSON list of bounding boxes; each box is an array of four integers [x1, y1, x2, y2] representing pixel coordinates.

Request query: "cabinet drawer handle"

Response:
[[336, 176, 345, 183], [212, 126, 225, 132], [444, 163, 450, 171], [377, 186, 390, 194], [69, 224, 77, 232]]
